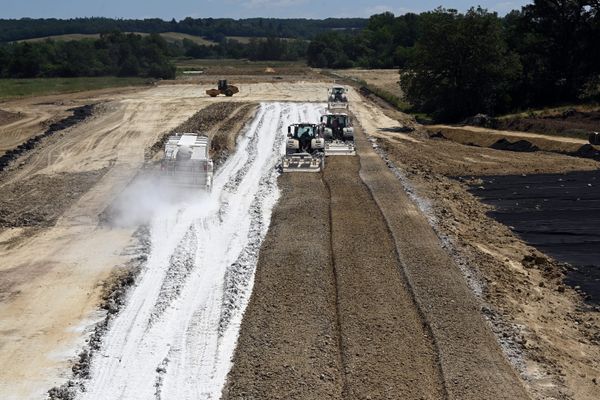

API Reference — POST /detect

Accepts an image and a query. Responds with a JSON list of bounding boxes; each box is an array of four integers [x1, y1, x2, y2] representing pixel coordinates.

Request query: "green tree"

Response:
[[402, 8, 521, 121]]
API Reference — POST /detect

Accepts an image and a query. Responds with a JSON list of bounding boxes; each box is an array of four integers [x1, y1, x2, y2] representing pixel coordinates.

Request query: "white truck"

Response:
[[161, 134, 214, 191]]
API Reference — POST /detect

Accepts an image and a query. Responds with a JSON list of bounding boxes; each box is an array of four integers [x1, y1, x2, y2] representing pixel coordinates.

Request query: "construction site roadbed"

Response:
[[224, 125, 529, 399]]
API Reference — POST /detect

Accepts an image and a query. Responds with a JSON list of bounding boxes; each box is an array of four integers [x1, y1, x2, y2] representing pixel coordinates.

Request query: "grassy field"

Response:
[[175, 59, 313, 75], [0, 77, 150, 101], [18, 32, 217, 46]]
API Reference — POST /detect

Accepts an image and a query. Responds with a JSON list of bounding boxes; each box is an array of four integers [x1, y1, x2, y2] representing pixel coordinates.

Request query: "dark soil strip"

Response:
[[147, 102, 248, 158], [469, 171, 600, 305], [355, 125, 531, 399], [323, 156, 446, 399], [495, 109, 600, 140], [223, 174, 344, 400], [0, 169, 107, 228], [0, 105, 94, 172]]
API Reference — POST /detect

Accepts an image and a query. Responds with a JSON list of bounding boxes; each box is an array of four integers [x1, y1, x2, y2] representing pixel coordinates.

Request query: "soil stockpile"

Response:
[[496, 109, 600, 139]]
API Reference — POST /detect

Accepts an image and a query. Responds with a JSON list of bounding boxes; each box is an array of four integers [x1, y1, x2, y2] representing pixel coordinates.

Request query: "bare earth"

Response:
[[372, 118, 600, 399], [0, 76, 598, 400], [331, 69, 403, 98], [0, 82, 331, 399]]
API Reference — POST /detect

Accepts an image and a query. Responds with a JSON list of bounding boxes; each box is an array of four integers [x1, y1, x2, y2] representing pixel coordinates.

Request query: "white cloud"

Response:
[[364, 4, 416, 17], [231, 0, 307, 9], [493, 2, 521, 14]]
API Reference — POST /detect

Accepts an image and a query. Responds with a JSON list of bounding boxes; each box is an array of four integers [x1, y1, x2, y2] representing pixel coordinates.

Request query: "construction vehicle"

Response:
[[206, 80, 239, 97], [282, 123, 325, 172], [321, 113, 355, 156], [328, 86, 349, 110], [161, 133, 213, 191]]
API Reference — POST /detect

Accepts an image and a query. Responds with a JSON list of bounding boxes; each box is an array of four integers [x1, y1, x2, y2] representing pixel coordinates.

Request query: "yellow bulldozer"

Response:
[[206, 80, 239, 97]]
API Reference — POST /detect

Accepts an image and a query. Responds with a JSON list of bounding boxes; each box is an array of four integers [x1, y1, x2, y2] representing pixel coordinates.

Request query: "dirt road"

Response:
[[0, 83, 334, 399], [225, 156, 446, 399], [224, 99, 529, 400], [223, 173, 344, 400], [1, 80, 597, 400]]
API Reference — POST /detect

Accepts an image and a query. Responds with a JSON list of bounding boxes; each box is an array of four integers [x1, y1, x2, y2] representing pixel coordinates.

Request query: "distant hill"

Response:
[[0, 17, 368, 43], [18, 32, 218, 46]]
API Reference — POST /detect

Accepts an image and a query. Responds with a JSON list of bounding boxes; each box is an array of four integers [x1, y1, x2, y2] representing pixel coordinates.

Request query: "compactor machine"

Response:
[[206, 80, 239, 97], [161, 133, 213, 191], [321, 113, 355, 156], [328, 86, 349, 110], [282, 123, 325, 172]]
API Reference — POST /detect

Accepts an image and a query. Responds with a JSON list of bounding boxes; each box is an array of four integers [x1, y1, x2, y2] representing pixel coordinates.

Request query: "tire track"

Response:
[[323, 156, 447, 399], [352, 119, 531, 399]]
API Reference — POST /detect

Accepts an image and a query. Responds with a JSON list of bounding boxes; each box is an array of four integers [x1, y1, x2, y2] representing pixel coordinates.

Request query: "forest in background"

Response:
[[1, 1, 599, 121], [0, 17, 366, 43]]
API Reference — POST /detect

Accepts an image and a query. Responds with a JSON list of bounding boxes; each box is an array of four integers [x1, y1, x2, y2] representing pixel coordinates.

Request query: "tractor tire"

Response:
[[225, 89, 234, 97]]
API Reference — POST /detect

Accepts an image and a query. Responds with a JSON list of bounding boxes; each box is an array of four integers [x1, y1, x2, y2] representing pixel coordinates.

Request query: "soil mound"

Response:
[[491, 138, 539, 152]]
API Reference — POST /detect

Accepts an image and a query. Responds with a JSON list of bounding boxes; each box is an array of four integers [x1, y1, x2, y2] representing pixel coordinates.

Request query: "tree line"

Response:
[[0, 32, 176, 79], [0, 17, 367, 43], [179, 37, 308, 61], [308, 1, 600, 121]]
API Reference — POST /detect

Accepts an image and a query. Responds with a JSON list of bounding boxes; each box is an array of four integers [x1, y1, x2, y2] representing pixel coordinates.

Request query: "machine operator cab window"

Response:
[[332, 115, 346, 127], [331, 87, 346, 101], [299, 126, 314, 138]]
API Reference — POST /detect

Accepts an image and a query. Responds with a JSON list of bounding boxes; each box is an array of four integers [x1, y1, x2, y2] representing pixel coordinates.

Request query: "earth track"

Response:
[[323, 156, 447, 399], [353, 123, 531, 399], [225, 106, 446, 399], [76, 102, 320, 400]]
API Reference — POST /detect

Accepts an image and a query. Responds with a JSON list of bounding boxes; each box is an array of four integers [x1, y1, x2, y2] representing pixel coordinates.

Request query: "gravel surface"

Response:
[[223, 173, 344, 400], [354, 122, 531, 399], [325, 155, 446, 399], [377, 121, 600, 399]]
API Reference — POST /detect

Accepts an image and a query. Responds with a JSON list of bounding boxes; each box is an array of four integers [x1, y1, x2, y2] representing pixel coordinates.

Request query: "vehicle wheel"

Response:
[[225, 89, 234, 97]]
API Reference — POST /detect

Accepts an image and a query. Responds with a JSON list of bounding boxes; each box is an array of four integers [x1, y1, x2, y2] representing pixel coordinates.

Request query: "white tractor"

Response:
[[161, 134, 214, 191], [328, 86, 349, 110], [321, 113, 355, 156], [282, 123, 325, 172]]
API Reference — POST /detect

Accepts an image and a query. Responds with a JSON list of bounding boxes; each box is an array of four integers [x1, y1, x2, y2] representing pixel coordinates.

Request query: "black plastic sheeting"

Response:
[[468, 170, 600, 305]]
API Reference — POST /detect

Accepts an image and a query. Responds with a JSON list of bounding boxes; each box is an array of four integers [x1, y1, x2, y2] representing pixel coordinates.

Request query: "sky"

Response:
[[0, 0, 532, 19]]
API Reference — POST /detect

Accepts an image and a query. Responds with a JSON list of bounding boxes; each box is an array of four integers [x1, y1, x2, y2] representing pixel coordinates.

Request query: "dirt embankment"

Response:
[[427, 125, 600, 162], [376, 130, 600, 399], [495, 108, 600, 139]]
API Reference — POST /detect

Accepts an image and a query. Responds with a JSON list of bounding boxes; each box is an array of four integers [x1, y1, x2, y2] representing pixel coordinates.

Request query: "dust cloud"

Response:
[[104, 173, 208, 228]]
